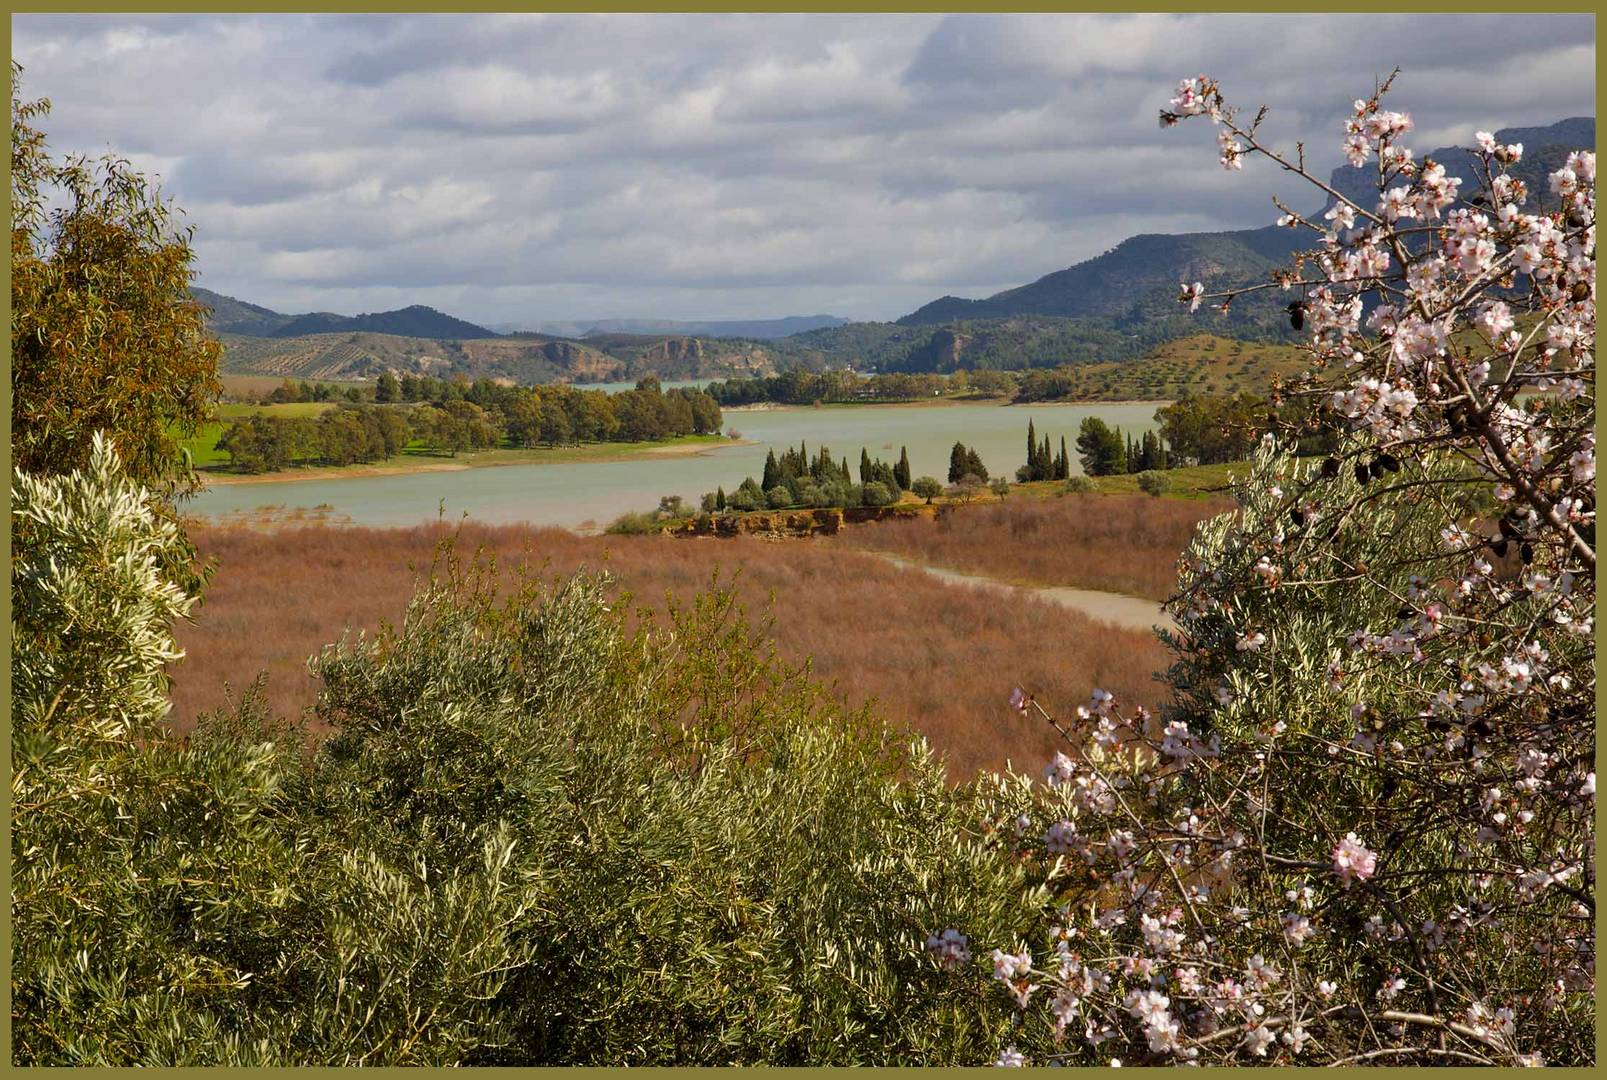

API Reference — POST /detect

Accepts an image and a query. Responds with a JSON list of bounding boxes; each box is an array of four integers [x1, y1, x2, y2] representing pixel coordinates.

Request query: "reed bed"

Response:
[[171, 523, 1177, 779], [843, 492, 1229, 601]]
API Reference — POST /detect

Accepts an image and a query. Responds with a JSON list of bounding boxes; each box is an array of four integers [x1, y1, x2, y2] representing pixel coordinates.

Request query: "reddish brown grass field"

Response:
[[842, 492, 1230, 601], [170, 523, 1181, 779]]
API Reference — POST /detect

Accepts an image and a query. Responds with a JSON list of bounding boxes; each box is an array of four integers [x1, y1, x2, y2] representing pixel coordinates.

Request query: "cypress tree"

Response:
[[859, 448, 873, 485], [895, 446, 912, 490], [949, 441, 967, 483], [965, 446, 987, 481], [762, 450, 781, 490], [716, 486, 726, 510], [1058, 436, 1070, 480], [1026, 419, 1037, 479]]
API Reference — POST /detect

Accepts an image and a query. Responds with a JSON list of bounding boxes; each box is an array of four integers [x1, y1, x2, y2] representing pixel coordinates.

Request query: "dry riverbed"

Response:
[[867, 551, 1175, 634]]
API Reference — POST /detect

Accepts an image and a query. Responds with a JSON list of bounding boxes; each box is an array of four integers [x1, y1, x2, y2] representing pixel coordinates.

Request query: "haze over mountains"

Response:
[[200, 117, 1591, 386]]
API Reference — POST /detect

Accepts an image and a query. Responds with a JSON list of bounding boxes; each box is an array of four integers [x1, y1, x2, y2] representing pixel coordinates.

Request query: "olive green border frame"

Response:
[[1, 3, 1599, 1075]]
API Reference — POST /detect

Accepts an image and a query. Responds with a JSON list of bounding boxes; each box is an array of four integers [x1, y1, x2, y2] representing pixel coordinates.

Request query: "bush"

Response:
[[766, 485, 793, 509], [859, 480, 898, 507], [604, 510, 662, 535], [989, 478, 1010, 499], [1060, 475, 1096, 494], [12, 438, 1046, 1064], [1135, 470, 1171, 496]]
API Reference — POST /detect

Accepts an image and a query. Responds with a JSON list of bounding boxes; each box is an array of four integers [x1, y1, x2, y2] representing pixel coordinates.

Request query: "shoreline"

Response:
[[724, 396, 1174, 412], [198, 436, 754, 487]]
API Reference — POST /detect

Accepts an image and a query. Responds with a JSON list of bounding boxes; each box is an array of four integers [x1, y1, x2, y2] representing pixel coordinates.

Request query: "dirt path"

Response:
[[866, 551, 1175, 634]]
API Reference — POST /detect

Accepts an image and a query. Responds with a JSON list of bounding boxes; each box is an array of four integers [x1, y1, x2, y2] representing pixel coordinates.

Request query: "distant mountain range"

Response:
[[197, 116, 1591, 384], [498, 315, 850, 340]]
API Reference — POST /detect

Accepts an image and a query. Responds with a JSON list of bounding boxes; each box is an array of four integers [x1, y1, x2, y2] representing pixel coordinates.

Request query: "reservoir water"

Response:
[[188, 400, 1166, 531]]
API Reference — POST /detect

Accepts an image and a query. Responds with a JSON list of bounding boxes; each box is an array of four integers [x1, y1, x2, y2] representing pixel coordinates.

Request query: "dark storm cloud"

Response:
[[10, 12, 1595, 324]]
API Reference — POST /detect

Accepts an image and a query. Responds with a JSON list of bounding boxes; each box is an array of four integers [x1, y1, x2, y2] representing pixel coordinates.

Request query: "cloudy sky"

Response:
[[11, 12, 1596, 325]]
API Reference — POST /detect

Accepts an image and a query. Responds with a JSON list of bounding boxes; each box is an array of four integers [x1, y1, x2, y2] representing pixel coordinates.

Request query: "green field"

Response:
[[181, 402, 341, 467]]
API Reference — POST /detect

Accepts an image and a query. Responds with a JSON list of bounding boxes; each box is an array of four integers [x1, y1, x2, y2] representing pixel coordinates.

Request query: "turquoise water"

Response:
[[188, 401, 1165, 531]]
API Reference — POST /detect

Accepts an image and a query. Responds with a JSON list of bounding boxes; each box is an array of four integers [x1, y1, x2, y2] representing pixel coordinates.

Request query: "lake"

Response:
[[188, 401, 1166, 531]]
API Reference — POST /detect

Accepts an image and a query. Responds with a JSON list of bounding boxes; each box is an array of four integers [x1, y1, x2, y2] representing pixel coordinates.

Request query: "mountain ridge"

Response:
[[191, 288, 499, 340]]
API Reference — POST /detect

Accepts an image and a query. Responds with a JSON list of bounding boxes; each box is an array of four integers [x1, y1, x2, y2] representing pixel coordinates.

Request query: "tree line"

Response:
[[701, 441, 917, 513], [703, 367, 1018, 406], [216, 376, 724, 473]]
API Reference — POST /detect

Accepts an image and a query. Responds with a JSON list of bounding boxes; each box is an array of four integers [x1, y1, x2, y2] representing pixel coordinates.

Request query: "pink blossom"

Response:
[[1333, 832, 1378, 884]]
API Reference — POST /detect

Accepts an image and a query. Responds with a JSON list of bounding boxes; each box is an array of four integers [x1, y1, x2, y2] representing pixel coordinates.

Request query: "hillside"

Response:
[[191, 287, 297, 336], [1011, 334, 1310, 401], [899, 226, 1304, 328], [780, 310, 1291, 375], [217, 331, 618, 383], [217, 328, 806, 384]]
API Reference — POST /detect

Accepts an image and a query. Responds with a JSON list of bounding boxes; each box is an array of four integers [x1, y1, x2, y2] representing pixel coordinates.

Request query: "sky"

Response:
[[10, 12, 1596, 326]]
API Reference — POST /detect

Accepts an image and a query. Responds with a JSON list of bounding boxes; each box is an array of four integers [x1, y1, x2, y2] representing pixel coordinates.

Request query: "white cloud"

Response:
[[10, 12, 1595, 323]]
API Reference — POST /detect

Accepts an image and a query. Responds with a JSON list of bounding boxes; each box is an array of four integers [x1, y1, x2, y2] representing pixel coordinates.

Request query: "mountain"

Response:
[[190, 287, 298, 337], [272, 304, 498, 340], [899, 226, 1303, 327], [190, 289, 499, 341], [895, 116, 1594, 336], [514, 315, 849, 340]]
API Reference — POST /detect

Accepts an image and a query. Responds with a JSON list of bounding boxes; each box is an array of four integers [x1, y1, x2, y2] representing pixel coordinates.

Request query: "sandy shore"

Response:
[[200, 437, 753, 487]]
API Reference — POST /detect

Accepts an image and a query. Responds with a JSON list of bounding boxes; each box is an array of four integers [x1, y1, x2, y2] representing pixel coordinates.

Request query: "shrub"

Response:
[[604, 510, 662, 535], [1135, 470, 1171, 496], [13, 438, 1048, 1064], [1061, 475, 1096, 494], [859, 480, 898, 507]]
